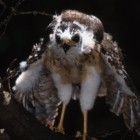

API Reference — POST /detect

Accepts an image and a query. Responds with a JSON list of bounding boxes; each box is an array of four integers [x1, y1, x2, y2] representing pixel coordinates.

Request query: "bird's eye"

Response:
[[55, 35, 61, 44], [71, 34, 80, 43]]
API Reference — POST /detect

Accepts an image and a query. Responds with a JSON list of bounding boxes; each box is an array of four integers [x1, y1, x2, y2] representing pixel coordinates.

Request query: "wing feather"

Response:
[[100, 33, 140, 134], [14, 60, 60, 126]]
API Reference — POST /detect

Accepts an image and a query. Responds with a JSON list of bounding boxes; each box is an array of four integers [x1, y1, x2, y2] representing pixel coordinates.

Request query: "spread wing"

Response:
[[12, 40, 61, 127], [100, 33, 140, 134]]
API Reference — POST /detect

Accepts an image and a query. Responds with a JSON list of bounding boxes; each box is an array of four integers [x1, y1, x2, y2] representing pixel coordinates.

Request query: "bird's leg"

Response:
[[75, 111, 88, 140], [79, 65, 101, 140], [56, 103, 66, 133], [83, 111, 87, 140]]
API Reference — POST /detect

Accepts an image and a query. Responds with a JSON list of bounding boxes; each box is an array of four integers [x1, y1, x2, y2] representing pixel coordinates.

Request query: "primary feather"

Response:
[[100, 33, 140, 133]]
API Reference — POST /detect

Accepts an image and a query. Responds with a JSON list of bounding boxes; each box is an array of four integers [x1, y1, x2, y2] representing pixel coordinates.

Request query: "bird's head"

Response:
[[48, 10, 104, 56]]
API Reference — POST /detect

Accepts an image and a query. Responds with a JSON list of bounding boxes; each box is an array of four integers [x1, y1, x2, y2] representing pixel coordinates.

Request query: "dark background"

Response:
[[0, 0, 140, 140]]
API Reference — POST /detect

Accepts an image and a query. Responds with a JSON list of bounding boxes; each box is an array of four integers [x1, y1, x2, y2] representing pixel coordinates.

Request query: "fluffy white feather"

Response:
[[52, 73, 72, 104], [20, 61, 28, 71], [80, 30, 96, 54], [15, 60, 43, 93], [80, 66, 101, 112]]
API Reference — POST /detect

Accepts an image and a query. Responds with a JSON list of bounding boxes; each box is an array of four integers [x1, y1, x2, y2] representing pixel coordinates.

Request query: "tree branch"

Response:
[[14, 11, 52, 17], [0, 0, 26, 39]]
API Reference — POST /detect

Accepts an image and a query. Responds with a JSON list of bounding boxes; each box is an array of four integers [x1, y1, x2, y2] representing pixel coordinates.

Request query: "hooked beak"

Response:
[[63, 44, 70, 54], [61, 39, 71, 53]]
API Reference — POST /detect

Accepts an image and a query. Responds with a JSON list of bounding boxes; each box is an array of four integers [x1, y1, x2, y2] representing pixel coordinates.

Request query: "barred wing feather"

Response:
[[100, 33, 140, 134], [14, 60, 61, 126]]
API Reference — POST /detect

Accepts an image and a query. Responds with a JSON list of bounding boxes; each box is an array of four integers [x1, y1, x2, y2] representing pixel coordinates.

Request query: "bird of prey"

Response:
[[13, 10, 140, 140]]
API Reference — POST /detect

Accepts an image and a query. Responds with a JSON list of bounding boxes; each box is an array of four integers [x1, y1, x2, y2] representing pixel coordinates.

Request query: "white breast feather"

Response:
[[80, 66, 101, 112], [51, 73, 72, 104]]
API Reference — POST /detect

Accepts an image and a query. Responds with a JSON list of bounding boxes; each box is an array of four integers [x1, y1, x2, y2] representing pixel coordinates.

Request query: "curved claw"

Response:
[[55, 124, 65, 134], [75, 131, 82, 138]]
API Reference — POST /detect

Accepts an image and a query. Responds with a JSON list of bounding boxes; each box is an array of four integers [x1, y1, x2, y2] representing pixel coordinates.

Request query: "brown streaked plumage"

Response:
[[13, 10, 140, 140], [14, 61, 60, 127], [100, 33, 140, 135]]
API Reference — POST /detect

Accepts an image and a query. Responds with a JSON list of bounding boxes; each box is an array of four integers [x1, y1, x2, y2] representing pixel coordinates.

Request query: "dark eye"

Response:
[[71, 34, 80, 43], [55, 35, 61, 44]]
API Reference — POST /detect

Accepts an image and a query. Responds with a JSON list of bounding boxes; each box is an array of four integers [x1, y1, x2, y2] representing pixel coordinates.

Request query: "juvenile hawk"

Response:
[[13, 10, 140, 140]]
